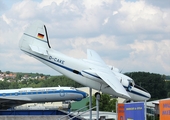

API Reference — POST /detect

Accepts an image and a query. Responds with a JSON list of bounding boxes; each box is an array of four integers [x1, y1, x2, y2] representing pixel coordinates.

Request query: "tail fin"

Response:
[[19, 21, 51, 55]]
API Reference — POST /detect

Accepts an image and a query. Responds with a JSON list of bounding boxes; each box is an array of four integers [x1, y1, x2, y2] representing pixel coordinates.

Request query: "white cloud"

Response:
[[115, 1, 170, 34], [2, 14, 11, 24], [0, 0, 169, 75], [128, 40, 170, 74], [102, 17, 109, 25], [39, 0, 64, 8], [113, 11, 118, 15]]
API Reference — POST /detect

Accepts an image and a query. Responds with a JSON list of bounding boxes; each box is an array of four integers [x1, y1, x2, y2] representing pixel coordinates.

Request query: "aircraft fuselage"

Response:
[[19, 21, 151, 102], [24, 49, 150, 101]]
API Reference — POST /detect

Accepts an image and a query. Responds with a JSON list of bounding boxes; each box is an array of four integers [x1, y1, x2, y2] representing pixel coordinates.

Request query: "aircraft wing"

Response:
[[86, 49, 130, 99], [95, 70, 130, 99], [0, 97, 31, 109]]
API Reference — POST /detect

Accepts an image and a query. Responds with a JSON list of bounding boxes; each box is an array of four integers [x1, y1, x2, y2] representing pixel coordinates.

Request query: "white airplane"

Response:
[[0, 87, 87, 109], [19, 21, 151, 102]]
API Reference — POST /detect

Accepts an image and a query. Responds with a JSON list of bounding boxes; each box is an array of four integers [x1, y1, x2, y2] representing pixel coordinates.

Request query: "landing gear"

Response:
[[89, 91, 101, 120], [125, 99, 134, 103], [95, 92, 101, 100], [95, 92, 101, 120]]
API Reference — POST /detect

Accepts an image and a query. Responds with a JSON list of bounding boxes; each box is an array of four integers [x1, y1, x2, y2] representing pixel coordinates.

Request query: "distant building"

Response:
[[0, 77, 4, 81]]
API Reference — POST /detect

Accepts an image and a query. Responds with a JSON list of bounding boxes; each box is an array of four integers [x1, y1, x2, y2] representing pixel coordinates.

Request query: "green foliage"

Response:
[[37, 76, 83, 87], [9, 82, 18, 89], [166, 76, 170, 80], [147, 115, 159, 120], [0, 71, 170, 101], [5, 71, 10, 74], [0, 75, 83, 89], [0, 81, 10, 89], [86, 94, 117, 112], [167, 92, 170, 98], [125, 72, 167, 100]]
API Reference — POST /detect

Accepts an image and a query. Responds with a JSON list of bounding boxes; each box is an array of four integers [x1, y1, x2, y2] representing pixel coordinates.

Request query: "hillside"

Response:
[[0, 70, 170, 100]]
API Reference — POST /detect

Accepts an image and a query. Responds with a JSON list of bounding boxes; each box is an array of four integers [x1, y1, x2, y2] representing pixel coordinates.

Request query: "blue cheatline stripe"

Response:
[[82, 71, 101, 79], [21, 50, 148, 99], [22, 50, 82, 76], [0, 90, 86, 97], [123, 86, 150, 99], [24, 33, 47, 43]]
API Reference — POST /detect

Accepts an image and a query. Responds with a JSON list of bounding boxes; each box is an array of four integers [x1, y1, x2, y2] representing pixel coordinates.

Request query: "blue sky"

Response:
[[0, 0, 170, 75]]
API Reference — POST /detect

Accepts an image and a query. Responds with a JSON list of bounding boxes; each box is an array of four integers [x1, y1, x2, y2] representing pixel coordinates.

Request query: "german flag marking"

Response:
[[37, 33, 44, 39]]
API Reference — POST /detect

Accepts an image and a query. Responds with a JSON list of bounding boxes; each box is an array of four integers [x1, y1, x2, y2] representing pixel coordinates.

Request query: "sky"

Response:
[[0, 0, 170, 75]]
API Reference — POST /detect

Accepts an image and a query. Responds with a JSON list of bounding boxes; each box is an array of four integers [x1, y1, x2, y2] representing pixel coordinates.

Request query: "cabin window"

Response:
[[60, 89, 65, 97], [73, 70, 79, 74], [15, 92, 18, 96], [3, 93, 6, 97]]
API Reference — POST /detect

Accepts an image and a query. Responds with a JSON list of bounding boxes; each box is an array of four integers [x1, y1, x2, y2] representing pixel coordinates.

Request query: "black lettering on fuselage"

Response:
[[49, 56, 65, 65]]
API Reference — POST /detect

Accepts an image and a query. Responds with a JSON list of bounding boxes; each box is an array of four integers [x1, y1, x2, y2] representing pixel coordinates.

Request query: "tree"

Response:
[[6, 71, 10, 74], [0, 81, 10, 89], [9, 82, 18, 89], [86, 93, 117, 112], [167, 92, 170, 98], [125, 72, 167, 100], [16, 73, 22, 80]]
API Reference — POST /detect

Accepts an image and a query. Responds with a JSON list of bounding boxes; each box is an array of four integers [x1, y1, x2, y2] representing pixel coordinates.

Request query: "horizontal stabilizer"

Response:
[[87, 49, 105, 64], [29, 45, 48, 55]]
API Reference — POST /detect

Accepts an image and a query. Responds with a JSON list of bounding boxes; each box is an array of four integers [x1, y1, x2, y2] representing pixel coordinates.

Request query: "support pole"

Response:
[[96, 93, 100, 120], [89, 87, 92, 120], [145, 100, 147, 120], [116, 101, 118, 120]]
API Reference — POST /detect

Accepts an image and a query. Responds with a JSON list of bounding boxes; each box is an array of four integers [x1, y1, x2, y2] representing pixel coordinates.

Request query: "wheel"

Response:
[[95, 92, 101, 100]]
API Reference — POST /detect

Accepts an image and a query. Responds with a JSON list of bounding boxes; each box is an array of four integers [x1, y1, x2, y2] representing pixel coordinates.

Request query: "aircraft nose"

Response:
[[82, 92, 88, 98], [144, 91, 151, 101], [85, 93, 89, 98], [147, 92, 151, 100], [77, 89, 88, 98]]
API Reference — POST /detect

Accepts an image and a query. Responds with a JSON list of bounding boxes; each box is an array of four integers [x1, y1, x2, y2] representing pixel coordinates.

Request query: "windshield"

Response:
[[128, 79, 135, 86], [134, 84, 148, 92]]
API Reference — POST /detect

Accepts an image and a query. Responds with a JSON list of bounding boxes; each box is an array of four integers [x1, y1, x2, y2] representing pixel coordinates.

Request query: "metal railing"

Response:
[[68, 106, 96, 120], [58, 105, 89, 120]]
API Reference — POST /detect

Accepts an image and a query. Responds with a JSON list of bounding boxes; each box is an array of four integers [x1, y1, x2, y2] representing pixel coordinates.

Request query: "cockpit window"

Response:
[[128, 79, 135, 86], [134, 84, 148, 92], [70, 87, 75, 90]]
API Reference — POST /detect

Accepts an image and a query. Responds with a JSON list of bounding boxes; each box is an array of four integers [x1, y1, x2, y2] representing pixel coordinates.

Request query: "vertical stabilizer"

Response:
[[19, 21, 51, 55]]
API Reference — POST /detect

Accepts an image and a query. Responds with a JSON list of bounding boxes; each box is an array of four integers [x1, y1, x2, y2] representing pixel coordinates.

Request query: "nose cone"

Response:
[[82, 91, 88, 98], [134, 84, 151, 101], [74, 89, 88, 101], [85, 93, 89, 98], [147, 92, 151, 100]]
